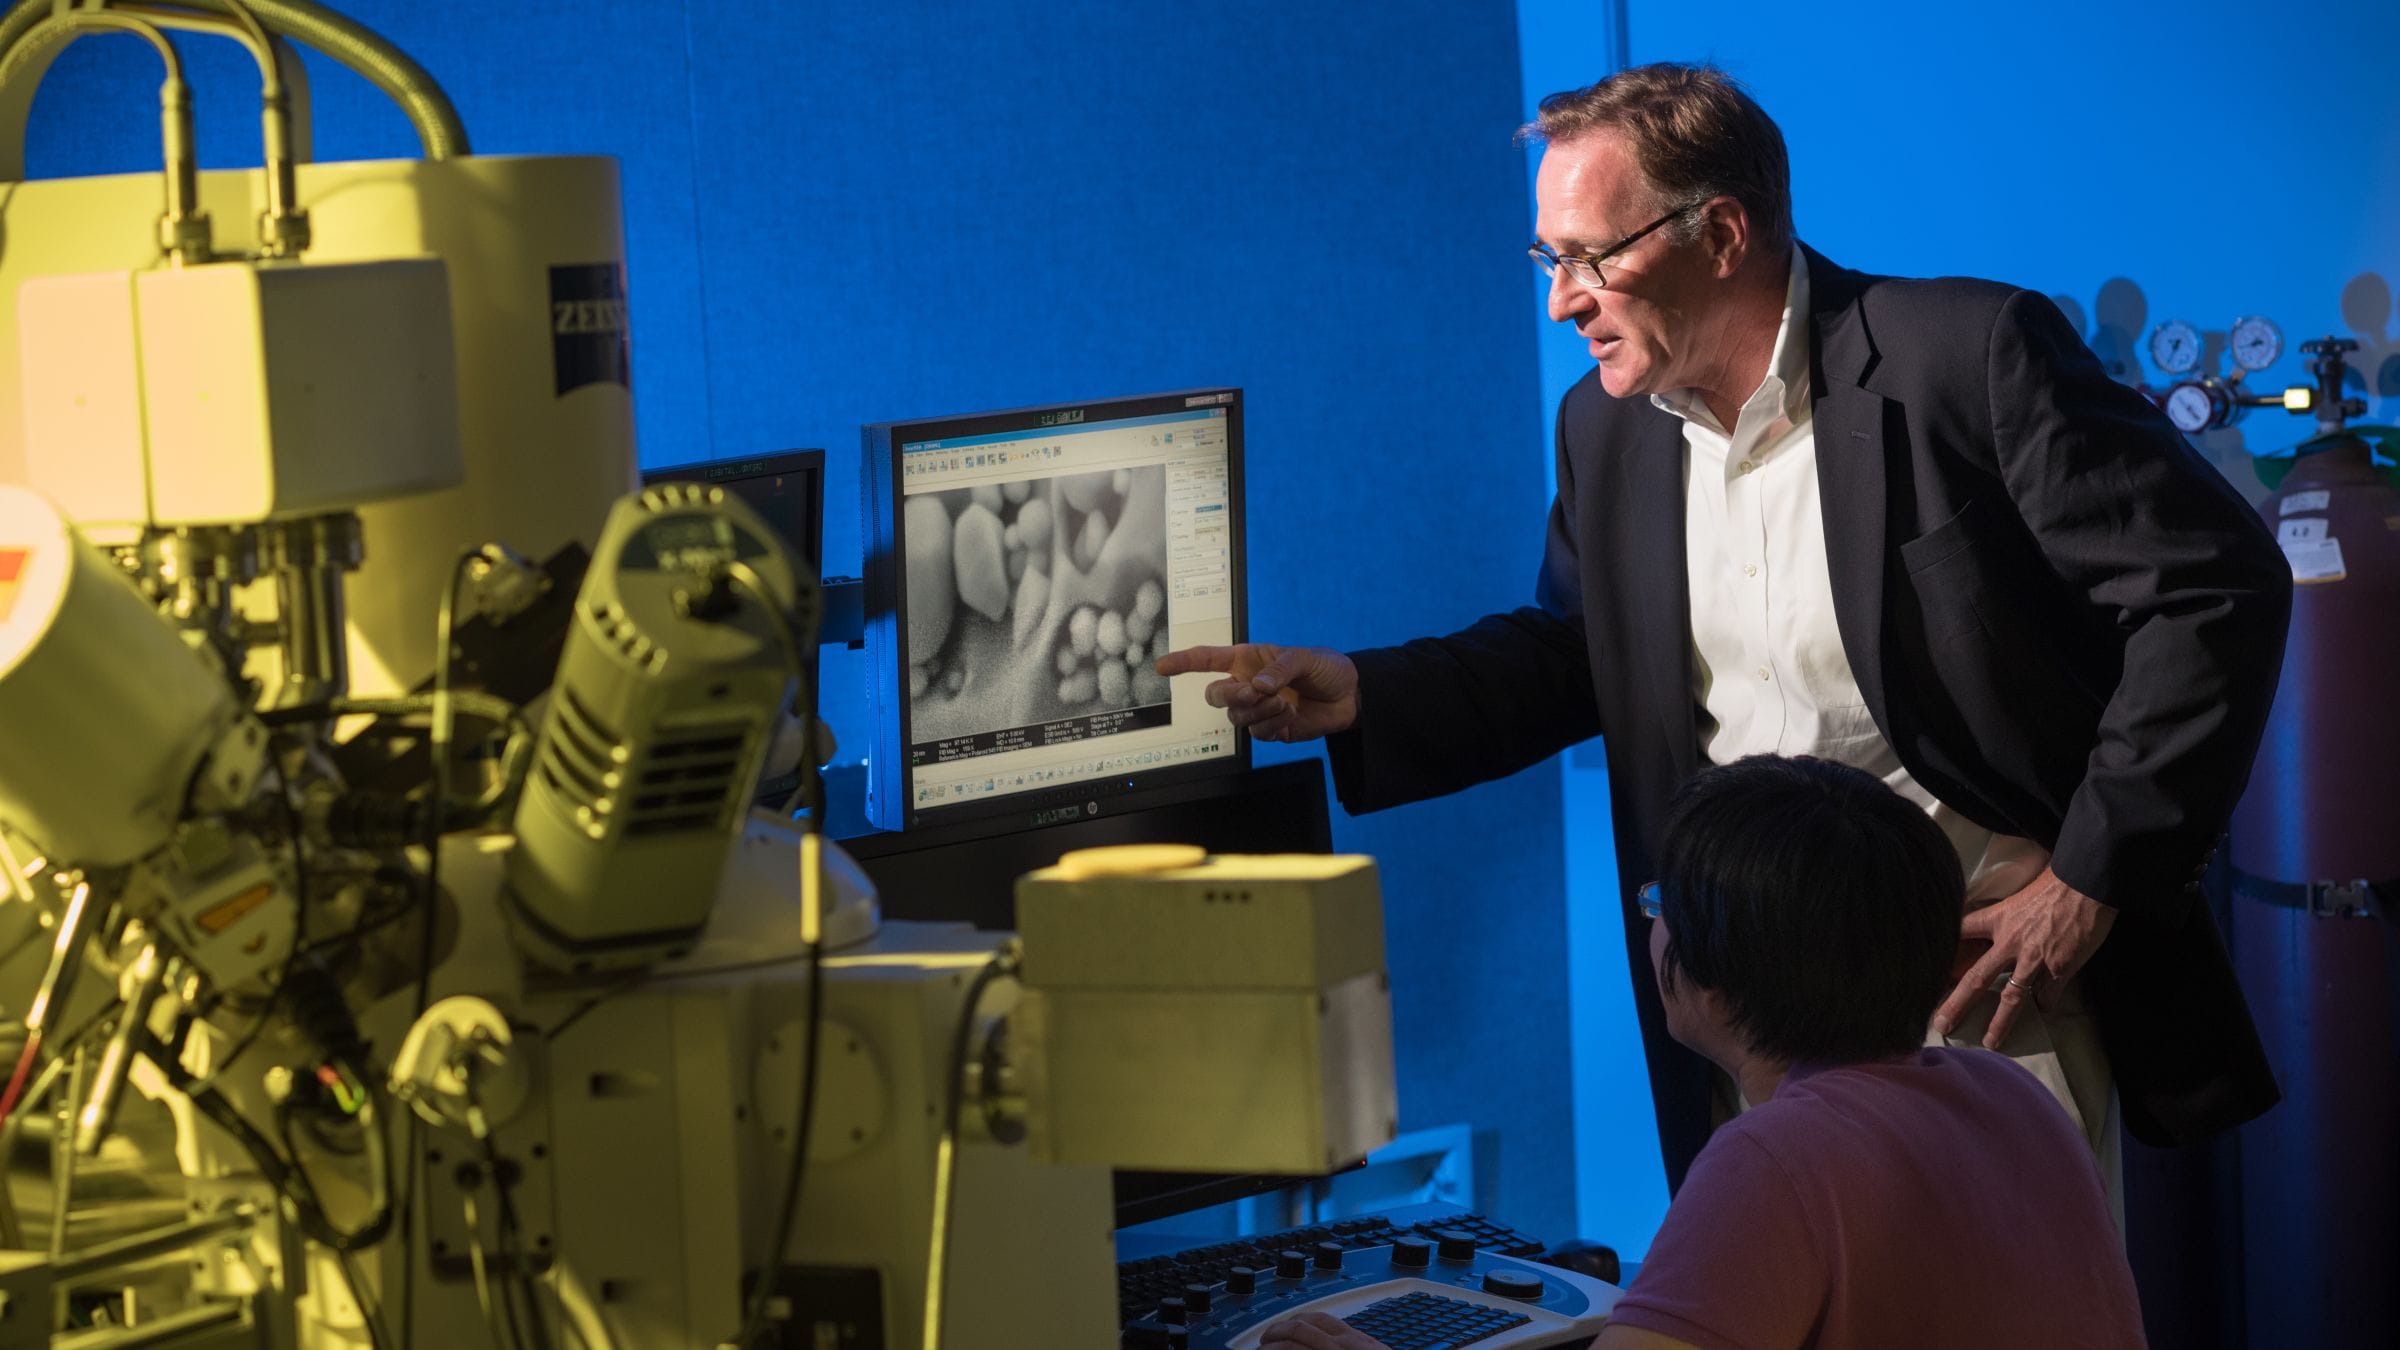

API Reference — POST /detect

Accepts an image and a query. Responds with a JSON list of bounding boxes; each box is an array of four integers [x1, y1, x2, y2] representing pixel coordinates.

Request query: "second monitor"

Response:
[[861, 389, 1248, 833]]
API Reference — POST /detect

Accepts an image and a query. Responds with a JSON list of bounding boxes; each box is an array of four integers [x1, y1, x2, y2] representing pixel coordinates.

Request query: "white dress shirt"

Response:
[[1656, 250, 2114, 1163], [1664, 248, 2047, 904]]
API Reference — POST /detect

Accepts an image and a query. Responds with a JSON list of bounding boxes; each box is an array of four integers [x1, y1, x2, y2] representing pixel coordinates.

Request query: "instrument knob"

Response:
[[1276, 1249, 1309, 1279], [1434, 1229, 1478, 1263], [1313, 1240, 1346, 1272], [1483, 1268, 1546, 1301], [1391, 1238, 1433, 1269]]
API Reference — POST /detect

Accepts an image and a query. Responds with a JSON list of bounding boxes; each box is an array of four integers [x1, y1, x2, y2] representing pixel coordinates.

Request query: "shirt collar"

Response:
[[1649, 245, 1812, 428]]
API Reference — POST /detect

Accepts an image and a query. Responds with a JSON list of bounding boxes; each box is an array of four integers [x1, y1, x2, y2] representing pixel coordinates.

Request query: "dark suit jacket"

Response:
[[1328, 245, 2290, 1183]]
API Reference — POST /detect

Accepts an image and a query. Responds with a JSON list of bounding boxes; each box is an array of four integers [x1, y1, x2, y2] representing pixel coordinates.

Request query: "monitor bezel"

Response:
[[861, 388, 1250, 834]]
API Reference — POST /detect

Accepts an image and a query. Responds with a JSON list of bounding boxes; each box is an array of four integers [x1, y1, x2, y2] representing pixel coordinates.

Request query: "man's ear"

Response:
[[1701, 198, 1751, 279]]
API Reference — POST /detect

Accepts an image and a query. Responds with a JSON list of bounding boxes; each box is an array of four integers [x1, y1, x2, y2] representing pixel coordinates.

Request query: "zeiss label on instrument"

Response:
[[549, 263, 631, 396]]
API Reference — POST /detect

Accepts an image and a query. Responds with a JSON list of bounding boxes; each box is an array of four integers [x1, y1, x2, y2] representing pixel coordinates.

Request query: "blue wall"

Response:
[[22, 2, 1590, 1240], [1624, 0, 2400, 485]]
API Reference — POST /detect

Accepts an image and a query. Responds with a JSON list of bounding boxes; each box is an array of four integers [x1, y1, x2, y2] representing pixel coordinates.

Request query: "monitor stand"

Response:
[[837, 758, 1333, 931]]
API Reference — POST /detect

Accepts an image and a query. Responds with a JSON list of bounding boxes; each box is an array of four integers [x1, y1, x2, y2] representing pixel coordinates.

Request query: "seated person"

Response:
[[1264, 754, 2145, 1350]]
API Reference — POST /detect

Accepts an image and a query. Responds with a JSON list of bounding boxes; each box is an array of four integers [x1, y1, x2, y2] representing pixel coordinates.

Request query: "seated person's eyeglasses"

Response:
[[1638, 880, 1663, 920]]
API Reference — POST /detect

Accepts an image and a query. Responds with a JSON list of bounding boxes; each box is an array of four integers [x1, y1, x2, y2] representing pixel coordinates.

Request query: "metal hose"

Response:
[[0, 0, 467, 168]]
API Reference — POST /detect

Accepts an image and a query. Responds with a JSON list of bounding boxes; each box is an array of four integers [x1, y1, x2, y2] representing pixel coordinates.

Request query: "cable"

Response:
[[921, 944, 1022, 1350], [159, 1054, 392, 1253], [206, 747, 314, 1083], [0, 7, 208, 260], [538, 970, 647, 1045], [461, 1190, 514, 1350], [0, 0, 471, 163], [715, 560, 825, 825], [0, 1006, 122, 1249], [715, 559, 833, 1350], [339, 1246, 396, 1350], [397, 546, 481, 1350], [0, 874, 103, 1135], [732, 924, 823, 1350], [482, 1131, 551, 1350], [421, 548, 479, 1020]]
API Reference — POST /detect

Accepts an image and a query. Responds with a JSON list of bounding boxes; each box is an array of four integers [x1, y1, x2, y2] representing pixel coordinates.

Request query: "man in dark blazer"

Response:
[[1159, 63, 2287, 1186]]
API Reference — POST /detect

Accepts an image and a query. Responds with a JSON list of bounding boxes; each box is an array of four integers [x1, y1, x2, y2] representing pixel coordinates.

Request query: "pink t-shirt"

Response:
[[1606, 1048, 2145, 1350]]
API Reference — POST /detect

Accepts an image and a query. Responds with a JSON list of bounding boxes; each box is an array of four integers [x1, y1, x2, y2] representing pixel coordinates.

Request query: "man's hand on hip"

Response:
[[1155, 642, 1360, 743], [1933, 866, 2117, 1049]]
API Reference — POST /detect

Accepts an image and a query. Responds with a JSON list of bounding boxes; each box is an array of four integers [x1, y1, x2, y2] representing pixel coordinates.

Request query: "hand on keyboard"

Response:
[[1258, 1312, 1390, 1350]]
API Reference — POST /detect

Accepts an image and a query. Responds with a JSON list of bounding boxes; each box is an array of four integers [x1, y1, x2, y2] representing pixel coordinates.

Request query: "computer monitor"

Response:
[[640, 449, 826, 577], [861, 389, 1247, 833], [642, 449, 827, 805]]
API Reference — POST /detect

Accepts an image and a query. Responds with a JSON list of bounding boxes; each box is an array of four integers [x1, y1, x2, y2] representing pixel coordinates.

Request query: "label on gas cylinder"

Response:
[[2281, 490, 2331, 514], [2278, 517, 2328, 545], [2283, 537, 2346, 584]]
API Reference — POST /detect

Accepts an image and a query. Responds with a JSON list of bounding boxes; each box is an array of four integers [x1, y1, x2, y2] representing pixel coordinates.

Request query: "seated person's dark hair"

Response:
[[1656, 754, 1964, 1064]]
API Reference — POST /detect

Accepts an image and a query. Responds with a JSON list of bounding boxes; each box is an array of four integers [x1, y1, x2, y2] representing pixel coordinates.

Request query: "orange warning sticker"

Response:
[[197, 882, 275, 934], [0, 547, 27, 624]]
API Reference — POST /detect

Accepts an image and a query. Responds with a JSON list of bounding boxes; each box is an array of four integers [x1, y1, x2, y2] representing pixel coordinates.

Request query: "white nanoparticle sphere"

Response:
[[1073, 510, 1108, 571], [1012, 567, 1050, 649], [1015, 496, 1054, 554], [903, 496, 956, 657], [1061, 470, 1111, 513], [952, 503, 1009, 622]]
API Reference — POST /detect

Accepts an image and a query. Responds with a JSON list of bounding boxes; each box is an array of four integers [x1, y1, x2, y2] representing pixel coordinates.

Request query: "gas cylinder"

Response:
[[2228, 408, 2400, 1349]]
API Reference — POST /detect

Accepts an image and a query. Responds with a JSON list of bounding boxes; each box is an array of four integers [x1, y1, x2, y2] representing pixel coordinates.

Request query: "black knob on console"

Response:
[[1391, 1238, 1433, 1269], [1434, 1229, 1477, 1263], [1276, 1249, 1309, 1279], [1313, 1240, 1346, 1271], [1483, 1268, 1545, 1301], [1225, 1267, 1258, 1296], [1182, 1284, 1214, 1313], [1157, 1296, 1188, 1325]]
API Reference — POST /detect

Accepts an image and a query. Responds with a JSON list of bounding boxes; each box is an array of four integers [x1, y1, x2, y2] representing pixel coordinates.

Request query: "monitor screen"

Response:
[[861, 389, 1246, 832], [642, 450, 827, 807], [640, 449, 826, 577]]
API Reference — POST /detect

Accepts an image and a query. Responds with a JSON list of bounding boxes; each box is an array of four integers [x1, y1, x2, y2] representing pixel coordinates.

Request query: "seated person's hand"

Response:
[[1155, 642, 1360, 742], [1257, 1312, 1391, 1350]]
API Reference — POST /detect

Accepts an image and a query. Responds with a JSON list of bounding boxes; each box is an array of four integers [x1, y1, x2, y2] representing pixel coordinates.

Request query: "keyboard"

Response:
[[1118, 1211, 1546, 1326]]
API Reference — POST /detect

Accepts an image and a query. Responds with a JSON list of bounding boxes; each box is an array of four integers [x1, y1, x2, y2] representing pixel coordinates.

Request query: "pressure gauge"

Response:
[[2162, 379, 2232, 434], [2149, 320, 2203, 375], [2228, 315, 2282, 372]]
